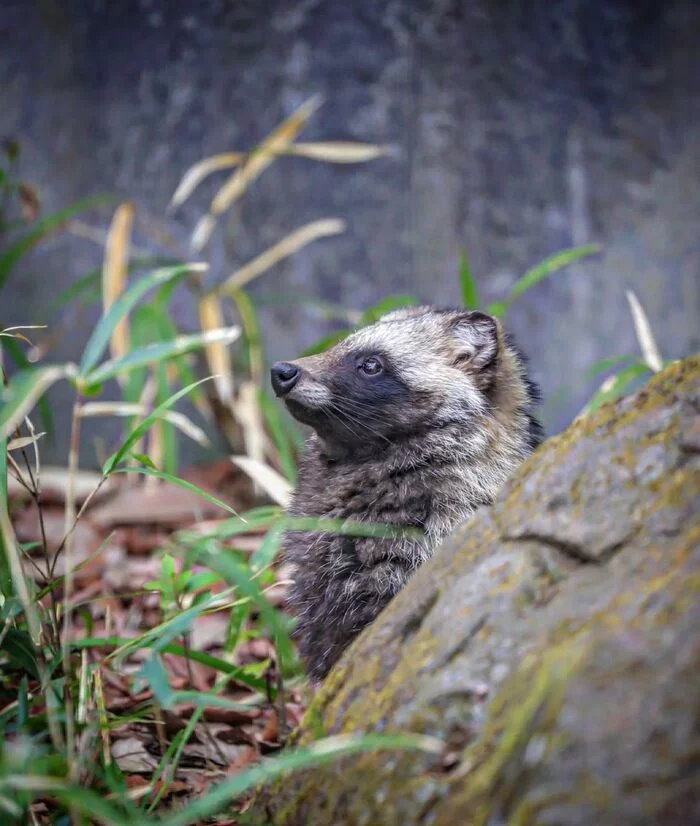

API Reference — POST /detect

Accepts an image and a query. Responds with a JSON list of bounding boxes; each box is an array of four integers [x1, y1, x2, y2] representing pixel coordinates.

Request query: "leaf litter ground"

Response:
[[5, 459, 307, 824]]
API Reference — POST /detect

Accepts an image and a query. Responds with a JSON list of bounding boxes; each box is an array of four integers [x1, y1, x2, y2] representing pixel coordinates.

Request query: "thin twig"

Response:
[[17, 416, 61, 645], [61, 391, 84, 775], [50, 474, 108, 575]]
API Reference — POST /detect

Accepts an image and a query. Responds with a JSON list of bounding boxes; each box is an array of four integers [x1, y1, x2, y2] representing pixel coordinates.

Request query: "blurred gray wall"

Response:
[[2, 0, 699, 466]]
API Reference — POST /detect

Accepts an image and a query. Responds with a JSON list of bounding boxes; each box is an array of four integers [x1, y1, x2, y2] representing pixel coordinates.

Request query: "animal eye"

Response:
[[359, 356, 383, 376]]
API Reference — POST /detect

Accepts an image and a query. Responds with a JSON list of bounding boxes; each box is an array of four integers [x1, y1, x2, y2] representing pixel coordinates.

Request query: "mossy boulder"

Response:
[[252, 356, 700, 826]]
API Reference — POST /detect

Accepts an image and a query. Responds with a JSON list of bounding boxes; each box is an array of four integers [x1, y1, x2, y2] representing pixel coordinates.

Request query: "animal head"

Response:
[[271, 306, 538, 452]]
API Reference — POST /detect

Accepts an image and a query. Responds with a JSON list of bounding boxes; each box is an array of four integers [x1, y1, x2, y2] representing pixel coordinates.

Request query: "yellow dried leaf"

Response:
[[231, 454, 293, 508], [234, 382, 267, 497], [79, 401, 209, 446], [626, 290, 663, 373], [169, 152, 245, 210], [199, 293, 235, 403], [102, 202, 136, 371], [285, 141, 390, 163], [192, 95, 322, 250], [7, 433, 46, 451], [218, 218, 345, 295]]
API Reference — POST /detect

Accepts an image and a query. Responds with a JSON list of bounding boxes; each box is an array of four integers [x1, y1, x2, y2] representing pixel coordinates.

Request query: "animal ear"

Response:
[[450, 312, 499, 370]]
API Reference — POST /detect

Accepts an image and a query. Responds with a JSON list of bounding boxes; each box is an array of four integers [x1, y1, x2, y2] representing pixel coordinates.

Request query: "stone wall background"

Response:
[[1, 0, 698, 466]]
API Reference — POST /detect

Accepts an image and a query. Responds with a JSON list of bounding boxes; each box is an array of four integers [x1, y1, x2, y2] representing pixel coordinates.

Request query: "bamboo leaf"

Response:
[[625, 290, 663, 373], [258, 389, 298, 483], [231, 455, 293, 507], [199, 293, 234, 403], [231, 288, 264, 384], [301, 329, 351, 357], [580, 362, 650, 416], [7, 432, 45, 451], [232, 382, 267, 491], [79, 402, 209, 447], [169, 152, 245, 210], [458, 249, 480, 310], [163, 733, 442, 826], [217, 218, 345, 295], [47, 257, 176, 315], [502, 244, 601, 312], [584, 354, 637, 380], [1, 777, 138, 826], [360, 295, 419, 325], [202, 549, 295, 672], [84, 326, 239, 388], [485, 300, 507, 318], [79, 262, 208, 377], [249, 519, 286, 571], [284, 141, 389, 163], [102, 377, 216, 474], [102, 202, 136, 371], [0, 365, 77, 441], [71, 636, 266, 692], [192, 95, 322, 250], [0, 337, 55, 439], [0, 194, 112, 291], [111, 466, 238, 515]]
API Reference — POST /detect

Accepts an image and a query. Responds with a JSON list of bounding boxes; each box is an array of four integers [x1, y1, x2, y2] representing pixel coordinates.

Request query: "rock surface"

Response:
[[251, 356, 700, 826]]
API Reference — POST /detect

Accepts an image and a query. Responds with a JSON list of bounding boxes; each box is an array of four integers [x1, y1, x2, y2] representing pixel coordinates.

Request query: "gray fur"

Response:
[[274, 306, 543, 681]]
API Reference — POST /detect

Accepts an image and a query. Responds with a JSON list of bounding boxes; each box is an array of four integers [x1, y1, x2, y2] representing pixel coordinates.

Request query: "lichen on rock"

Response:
[[250, 356, 700, 826]]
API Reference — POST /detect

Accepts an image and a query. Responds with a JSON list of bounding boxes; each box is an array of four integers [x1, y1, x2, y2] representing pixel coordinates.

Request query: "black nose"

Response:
[[271, 362, 301, 396]]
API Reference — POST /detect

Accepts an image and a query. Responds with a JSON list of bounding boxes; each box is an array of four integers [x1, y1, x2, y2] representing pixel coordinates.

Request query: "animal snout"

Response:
[[271, 362, 301, 396]]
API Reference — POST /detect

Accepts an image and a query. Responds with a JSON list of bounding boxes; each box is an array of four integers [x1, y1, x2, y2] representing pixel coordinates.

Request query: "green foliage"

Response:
[[0, 242, 445, 821], [458, 249, 480, 310], [456, 244, 601, 319], [0, 195, 113, 293], [0, 129, 670, 825]]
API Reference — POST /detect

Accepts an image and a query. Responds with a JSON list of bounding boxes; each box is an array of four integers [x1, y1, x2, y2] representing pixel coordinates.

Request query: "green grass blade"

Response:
[[485, 300, 507, 318], [0, 337, 55, 440], [47, 257, 177, 315], [584, 363, 650, 413], [506, 243, 601, 307], [162, 733, 442, 826], [0, 433, 42, 646], [84, 326, 239, 388], [176, 506, 282, 543], [0, 432, 13, 596], [360, 295, 419, 325], [109, 592, 234, 660], [127, 302, 204, 407], [301, 329, 351, 357], [71, 637, 267, 692], [203, 548, 296, 672], [0, 777, 139, 826], [249, 519, 286, 572], [0, 194, 113, 292], [0, 628, 40, 679], [102, 377, 215, 474], [584, 354, 636, 381], [79, 263, 207, 376], [283, 514, 424, 541], [458, 249, 480, 310], [258, 390, 298, 483], [111, 466, 238, 515], [0, 364, 77, 441]]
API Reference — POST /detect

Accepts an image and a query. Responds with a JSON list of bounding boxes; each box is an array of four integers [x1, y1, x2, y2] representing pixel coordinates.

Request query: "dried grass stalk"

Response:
[[191, 95, 322, 250], [102, 203, 136, 375], [218, 218, 345, 295], [199, 293, 235, 404]]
